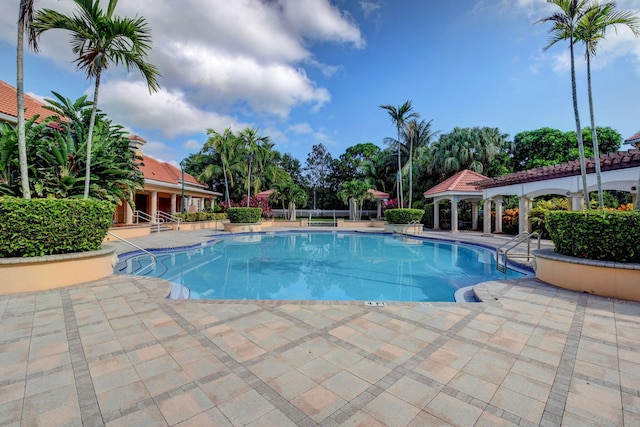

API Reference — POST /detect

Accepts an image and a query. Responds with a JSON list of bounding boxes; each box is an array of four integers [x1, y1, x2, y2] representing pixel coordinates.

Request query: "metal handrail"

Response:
[[107, 231, 157, 275], [156, 211, 182, 230], [401, 219, 421, 236], [135, 210, 162, 233], [496, 231, 541, 273]]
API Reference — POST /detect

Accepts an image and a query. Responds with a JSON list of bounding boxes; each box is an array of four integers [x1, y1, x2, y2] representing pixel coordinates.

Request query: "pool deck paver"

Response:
[[1, 228, 639, 426]]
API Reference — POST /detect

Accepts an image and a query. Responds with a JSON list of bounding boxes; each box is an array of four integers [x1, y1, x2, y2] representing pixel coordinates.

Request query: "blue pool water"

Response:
[[115, 232, 525, 302]]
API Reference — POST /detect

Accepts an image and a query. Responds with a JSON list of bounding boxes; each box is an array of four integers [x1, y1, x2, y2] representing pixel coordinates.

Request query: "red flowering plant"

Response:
[[239, 196, 273, 218]]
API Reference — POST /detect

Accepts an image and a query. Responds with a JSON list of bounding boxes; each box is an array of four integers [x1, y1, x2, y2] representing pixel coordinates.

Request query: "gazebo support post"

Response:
[[451, 196, 459, 233], [471, 201, 479, 231], [433, 201, 440, 230], [494, 197, 503, 233], [482, 198, 492, 236], [518, 196, 532, 233]]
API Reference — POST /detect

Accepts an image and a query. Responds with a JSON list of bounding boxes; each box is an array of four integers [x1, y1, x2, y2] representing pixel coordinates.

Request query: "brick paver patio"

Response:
[[1, 229, 639, 426]]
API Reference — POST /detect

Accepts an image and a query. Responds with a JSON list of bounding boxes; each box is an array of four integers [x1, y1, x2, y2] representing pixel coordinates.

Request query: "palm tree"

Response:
[[538, 0, 593, 206], [33, 0, 160, 199], [338, 180, 372, 220], [380, 101, 419, 208], [203, 128, 238, 206], [17, 0, 39, 199], [575, 1, 639, 209], [403, 119, 437, 208], [237, 128, 270, 206]]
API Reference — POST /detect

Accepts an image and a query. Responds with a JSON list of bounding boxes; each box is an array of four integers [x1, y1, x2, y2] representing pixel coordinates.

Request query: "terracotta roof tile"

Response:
[[139, 155, 202, 187], [473, 149, 640, 189], [423, 169, 487, 197], [0, 80, 58, 124]]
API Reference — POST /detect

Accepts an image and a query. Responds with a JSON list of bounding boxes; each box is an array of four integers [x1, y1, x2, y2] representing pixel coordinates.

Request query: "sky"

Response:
[[1, 0, 639, 167]]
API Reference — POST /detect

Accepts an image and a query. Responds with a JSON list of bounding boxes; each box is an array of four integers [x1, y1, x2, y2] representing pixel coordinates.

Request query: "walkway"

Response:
[[1, 229, 638, 426]]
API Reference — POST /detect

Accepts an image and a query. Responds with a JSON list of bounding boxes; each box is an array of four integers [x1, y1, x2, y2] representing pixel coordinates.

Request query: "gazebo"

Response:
[[367, 189, 389, 218], [423, 170, 487, 232]]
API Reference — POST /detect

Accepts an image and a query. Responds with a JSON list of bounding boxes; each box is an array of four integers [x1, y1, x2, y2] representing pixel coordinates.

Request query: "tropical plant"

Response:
[[575, 1, 640, 209], [337, 179, 371, 220], [237, 127, 271, 206], [202, 128, 239, 206], [380, 100, 419, 207], [16, 0, 39, 199], [538, 0, 593, 206], [402, 119, 437, 207], [33, 0, 160, 199], [270, 180, 307, 220]]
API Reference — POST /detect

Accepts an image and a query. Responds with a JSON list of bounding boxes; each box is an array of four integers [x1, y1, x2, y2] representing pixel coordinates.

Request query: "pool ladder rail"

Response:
[[107, 231, 157, 275], [495, 231, 540, 273]]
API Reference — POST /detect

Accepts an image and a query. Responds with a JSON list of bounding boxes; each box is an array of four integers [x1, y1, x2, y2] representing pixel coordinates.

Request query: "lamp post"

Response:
[[180, 160, 186, 213]]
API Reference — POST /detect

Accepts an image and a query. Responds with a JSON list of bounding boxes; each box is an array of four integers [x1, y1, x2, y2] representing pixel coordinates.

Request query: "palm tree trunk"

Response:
[[396, 125, 403, 207], [246, 155, 252, 207], [222, 165, 230, 206], [569, 27, 589, 207], [586, 53, 604, 210], [408, 139, 413, 208], [16, 13, 31, 199], [84, 69, 102, 199]]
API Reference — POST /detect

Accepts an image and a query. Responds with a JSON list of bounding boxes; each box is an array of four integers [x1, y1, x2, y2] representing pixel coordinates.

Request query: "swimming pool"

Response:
[[116, 232, 526, 302]]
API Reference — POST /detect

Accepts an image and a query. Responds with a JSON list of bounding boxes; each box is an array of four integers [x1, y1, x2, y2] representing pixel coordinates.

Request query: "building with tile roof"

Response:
[[423, 169, 487, 232], [1, 80, 220, 224], [624, 131, 640, 149]]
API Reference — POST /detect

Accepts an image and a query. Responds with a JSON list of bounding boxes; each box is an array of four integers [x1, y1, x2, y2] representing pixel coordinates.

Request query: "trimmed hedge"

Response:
[[176, 212, 227, 222], [545, 210, 640, 263], [0, 197, 114, 257], [227, 207, 262, 223], [384, 208, 425, 224]]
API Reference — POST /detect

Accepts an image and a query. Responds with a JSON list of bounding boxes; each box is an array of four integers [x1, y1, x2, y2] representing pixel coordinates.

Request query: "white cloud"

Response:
[[360, 1, 382, 18], [0, 0, 363, 131], [96, 80, 250, 139], [288, 123, 314, 134], [183, 139, 202, 150]]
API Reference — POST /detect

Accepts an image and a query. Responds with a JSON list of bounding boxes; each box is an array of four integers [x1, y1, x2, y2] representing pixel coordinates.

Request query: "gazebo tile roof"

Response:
[[139, 155, 201, 187], [473, 149, 640, 189], [423, 169, 487, 197], [624, 131, 640, 144]]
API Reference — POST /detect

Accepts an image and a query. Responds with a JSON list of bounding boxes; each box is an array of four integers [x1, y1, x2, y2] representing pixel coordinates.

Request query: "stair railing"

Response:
[[156, 211, 182, 231]]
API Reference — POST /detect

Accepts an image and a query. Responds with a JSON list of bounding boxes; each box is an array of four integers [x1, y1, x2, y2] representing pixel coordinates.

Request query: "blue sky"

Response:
[[1, 0, 639, 166]]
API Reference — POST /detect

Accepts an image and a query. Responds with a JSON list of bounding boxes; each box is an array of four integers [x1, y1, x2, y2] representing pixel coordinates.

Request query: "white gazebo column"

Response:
[[494, 196, 503, 233], [451, 196, 459, 233], [518, 196, 532, 233], [188, 196, 193, 208], [433, 201, 440, 230], [471, 201, 479, 231], [150, 191, 158, 222], [568, 192, 585, 211], [377, 200, 382, 218], [482, 198, 492, 236], [170, 194, 177, 215]]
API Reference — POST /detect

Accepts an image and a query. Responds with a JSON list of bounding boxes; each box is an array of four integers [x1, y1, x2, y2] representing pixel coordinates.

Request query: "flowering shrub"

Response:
[[219, 197, 272, 218], [490, 208, 519, 235]]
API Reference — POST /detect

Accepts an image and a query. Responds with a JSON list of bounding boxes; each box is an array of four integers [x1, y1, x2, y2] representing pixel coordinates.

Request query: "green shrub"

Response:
[[545, 210, 640, 263], [384, 208, 425, 224], [227, 207, 262, 223], [530, 198, 568, 238], [0, 197, 114, 257], [175, 212, 227, 222]]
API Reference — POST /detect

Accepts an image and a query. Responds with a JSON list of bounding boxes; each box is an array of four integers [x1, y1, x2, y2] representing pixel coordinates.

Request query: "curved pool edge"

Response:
[[115, 230, 530, 303]]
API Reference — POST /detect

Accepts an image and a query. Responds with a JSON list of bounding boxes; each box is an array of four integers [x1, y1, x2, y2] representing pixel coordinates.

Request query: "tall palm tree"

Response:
[[238, 127, 270, 206], [203, 128, 238, 206], [575, 1, 639, 209], [33, 0, 160, 199], [538, 0, 593, 206], [17, 0, 39, 199], [403, 119, 437, 208], [380, 101, 418, 208]]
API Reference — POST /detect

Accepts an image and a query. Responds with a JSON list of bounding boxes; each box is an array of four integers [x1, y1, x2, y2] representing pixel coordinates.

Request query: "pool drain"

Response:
[[365, 301, 387, 306]]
